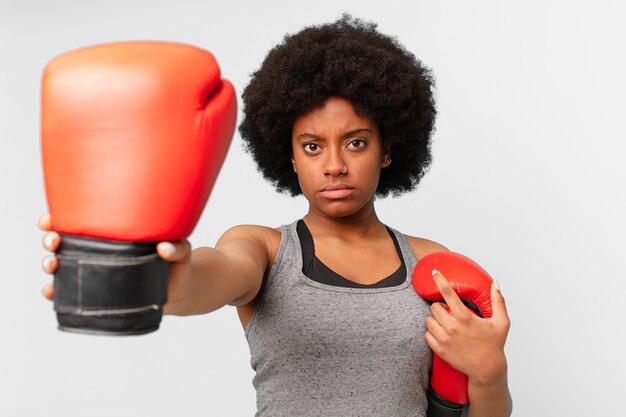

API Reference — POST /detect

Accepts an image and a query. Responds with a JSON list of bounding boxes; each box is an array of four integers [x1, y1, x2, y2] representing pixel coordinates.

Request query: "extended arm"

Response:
[[166, 225, 272, 316], [41, 216, 272, 319]]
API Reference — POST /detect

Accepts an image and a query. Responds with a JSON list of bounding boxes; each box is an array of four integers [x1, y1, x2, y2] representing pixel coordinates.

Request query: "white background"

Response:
[[1, 1, 624, 416]]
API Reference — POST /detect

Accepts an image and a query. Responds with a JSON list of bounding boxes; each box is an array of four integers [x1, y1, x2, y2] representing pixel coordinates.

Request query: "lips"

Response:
[[320, 183, 354, 199]]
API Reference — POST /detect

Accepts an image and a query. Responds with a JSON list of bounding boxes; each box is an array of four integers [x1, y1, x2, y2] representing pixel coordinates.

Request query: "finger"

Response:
[[424, 330, 441, 353], [432, 270, 467, 315], [424, 315, 446, 341], [42, 255, 58, 274], [41, 284, 55, 301], [430, 301, 453, 325], [42, 232, 61, 252], [37, 214, 52, 231], [157, 240, 191, 262]]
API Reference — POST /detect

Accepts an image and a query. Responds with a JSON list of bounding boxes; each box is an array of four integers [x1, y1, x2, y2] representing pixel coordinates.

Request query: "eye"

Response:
[[347, 139, 367, 150], [303, 143, 321, 154]]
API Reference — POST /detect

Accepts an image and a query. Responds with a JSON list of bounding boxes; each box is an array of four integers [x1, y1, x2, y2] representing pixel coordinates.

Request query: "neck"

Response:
[[303, 199, 385, 240]]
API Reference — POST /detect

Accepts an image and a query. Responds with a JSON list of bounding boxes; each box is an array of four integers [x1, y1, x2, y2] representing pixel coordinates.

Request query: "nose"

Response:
[[323, 146, 346, 176]]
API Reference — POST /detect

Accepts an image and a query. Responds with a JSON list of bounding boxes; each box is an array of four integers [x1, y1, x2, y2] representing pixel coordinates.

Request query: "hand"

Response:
[[424, 270, 510, 386], [37, 214, 193, 315]]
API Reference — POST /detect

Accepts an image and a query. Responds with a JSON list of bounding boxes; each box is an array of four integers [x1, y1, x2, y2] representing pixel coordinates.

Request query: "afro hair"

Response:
[[239, 14, 437, 197]]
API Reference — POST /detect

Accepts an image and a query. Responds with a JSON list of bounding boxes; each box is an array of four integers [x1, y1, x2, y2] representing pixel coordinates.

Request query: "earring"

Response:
[[385, 158, 392, 167]]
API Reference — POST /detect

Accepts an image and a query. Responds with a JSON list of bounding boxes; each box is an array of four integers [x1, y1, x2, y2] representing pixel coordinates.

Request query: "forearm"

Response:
[[466, 367, 512, 417], [168, 244, 264, 316]]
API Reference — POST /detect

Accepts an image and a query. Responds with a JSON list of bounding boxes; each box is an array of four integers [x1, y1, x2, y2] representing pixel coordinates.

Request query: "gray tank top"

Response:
[[245, 220, 433, 416]]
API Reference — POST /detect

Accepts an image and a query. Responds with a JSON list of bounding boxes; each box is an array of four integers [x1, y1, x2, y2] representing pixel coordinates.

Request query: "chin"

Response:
[[317, 199, 372, 219]]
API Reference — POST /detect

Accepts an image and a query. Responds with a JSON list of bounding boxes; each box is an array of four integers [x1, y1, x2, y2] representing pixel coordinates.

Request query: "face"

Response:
[[291, 97, 390, 219]]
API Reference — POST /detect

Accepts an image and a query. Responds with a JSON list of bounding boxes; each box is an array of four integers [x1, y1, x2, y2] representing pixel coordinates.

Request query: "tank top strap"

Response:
[[389, 223, 419, 273]]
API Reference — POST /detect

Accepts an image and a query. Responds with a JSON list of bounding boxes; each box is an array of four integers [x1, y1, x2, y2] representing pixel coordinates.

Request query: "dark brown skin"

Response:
[[40, 97, 511, 417]]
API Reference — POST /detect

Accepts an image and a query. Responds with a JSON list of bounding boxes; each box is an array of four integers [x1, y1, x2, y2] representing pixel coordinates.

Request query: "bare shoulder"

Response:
[[218, 224, 281, 241], [216, 224, 282, 262], [403, 234, 449, 260]]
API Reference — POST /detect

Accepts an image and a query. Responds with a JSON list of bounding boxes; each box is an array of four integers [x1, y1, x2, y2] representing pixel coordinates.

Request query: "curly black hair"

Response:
[[239, 14, 437, 197]]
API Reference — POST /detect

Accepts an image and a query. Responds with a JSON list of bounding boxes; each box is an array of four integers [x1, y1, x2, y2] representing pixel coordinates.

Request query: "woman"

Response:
[[40, 15, 511, 417]]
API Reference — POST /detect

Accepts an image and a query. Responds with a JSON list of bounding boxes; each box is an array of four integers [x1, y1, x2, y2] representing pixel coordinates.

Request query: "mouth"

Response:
[[319, 184, 355, 199]]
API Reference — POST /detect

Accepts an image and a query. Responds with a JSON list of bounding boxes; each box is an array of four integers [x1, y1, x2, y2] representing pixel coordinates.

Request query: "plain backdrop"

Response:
[[1, 1, 624, 416]]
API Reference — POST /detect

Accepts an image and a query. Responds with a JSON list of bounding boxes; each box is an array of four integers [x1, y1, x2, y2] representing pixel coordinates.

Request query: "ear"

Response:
[[291, 155, 298, 173], [382, 148, 392, 168]]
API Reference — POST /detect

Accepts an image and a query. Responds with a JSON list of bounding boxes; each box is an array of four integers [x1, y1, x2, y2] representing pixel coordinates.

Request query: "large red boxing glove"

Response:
[[412, 252, 493, 417], [41, 41, 236, 335]]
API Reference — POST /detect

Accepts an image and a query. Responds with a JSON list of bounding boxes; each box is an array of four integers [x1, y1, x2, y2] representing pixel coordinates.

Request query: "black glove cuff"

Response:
[[427, 388, 465, 417], [53, 233, 168, 336]]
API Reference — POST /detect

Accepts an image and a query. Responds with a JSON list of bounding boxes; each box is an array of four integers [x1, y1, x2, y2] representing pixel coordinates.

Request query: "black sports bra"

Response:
[[296, 219, 406, 288]]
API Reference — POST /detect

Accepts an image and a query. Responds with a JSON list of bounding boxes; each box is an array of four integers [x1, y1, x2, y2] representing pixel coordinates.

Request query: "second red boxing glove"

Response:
[[412, 251, 493, 417]]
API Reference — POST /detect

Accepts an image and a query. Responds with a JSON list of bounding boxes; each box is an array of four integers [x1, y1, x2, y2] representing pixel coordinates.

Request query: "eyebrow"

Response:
[[295, 129, 374, 142]]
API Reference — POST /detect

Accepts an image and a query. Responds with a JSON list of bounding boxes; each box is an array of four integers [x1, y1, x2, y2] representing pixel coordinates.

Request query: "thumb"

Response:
[[157, 240, 191, 263], [490, 280, 509, 324]]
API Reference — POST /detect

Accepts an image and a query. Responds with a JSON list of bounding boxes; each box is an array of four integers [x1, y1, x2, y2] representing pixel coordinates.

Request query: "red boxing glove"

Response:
[[41, 41, 237, 335], [412, 252, 493, 416]]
